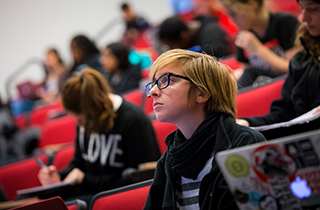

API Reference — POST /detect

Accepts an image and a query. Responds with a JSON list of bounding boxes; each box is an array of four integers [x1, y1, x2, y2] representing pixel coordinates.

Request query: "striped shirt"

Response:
[[175, 156, 214, 210]]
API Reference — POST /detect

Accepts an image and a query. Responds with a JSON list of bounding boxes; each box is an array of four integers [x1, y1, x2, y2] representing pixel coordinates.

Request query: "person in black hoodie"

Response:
[[236, 0, 320, 137], [158, 16, 231, 58], [100, 42, 141, 94], [143, 49, 265, 210], [38, 68, 160, 204]]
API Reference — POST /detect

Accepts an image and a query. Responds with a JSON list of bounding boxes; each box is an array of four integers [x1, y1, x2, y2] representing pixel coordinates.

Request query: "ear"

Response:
[[179, 31, 189, 40], [196, 89, 211, 104]]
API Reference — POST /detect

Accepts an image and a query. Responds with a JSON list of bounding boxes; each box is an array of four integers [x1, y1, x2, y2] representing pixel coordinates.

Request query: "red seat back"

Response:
[[30, 101, 64, 126], [0, 154, 48, 200], [53, 146, 75, 171], [90, 180, 152, 210], [9, 196, 68, 210], [220, 56, 241, 70], [38, 116, 77, 149], [236, 78, 285, 118], [122, 89, 143, 107], [152, 121, 177, 155]]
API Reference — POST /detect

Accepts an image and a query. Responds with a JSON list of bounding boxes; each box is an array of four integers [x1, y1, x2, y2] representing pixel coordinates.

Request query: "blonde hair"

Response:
[[295, 24, 320, 67], [61, 68, 116, 133], [218, 0, 263, 13], [150, 49, 237, 118]]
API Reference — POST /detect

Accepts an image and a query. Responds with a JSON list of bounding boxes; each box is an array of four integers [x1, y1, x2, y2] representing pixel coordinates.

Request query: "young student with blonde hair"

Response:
[[219, 0, 300, 88], [237, 0, 320, 133], [38, 68, 160, 204], [143, 49, 266, 210]]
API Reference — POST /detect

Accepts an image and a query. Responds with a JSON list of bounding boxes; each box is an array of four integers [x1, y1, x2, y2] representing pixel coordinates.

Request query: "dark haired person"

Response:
[[158, 16, 231, 58], [100, 42, 142, 94], [219, 0, 300, 87], [120, 2, 150, 47], [237, 0, 320, 137], [38, 68, 160, 204], [69, 35, 103, 73]]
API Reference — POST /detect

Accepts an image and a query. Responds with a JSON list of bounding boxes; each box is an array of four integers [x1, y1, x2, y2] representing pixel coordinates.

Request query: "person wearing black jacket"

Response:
[[143, 49, 265, 209], [100, 42, 142, 94], [236, 0, 320, 136], [38, 68, 160, 204], [158, 16, 231, 58]]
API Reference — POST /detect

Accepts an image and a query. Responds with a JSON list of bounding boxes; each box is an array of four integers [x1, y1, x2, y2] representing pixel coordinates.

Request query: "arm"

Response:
[[235, 30, 298, 75], [242, 61, 298, 126]]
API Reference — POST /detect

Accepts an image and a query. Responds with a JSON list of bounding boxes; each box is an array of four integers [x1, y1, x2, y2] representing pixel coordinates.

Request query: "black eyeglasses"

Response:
[[145, 73, 191, 97]]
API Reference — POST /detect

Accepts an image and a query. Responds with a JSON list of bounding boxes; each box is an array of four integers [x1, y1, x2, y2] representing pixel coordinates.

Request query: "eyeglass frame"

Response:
[[145, 73, 191, 98]]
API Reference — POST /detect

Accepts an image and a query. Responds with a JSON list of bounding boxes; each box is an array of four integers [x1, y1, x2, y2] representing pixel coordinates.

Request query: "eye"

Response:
[[158, 74, 169, 86]]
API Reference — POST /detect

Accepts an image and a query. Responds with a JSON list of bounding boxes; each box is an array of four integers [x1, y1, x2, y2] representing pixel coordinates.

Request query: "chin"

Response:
[[155, 113, 169, 123]]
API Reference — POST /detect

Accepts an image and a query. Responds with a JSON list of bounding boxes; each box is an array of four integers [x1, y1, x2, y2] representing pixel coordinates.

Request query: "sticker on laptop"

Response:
[[251, 144, 296, 182], [225, 154, 250, 178]]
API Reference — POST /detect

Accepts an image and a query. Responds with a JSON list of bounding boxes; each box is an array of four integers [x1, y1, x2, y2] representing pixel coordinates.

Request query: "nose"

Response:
[[301, 9, 310, 23], [149, 84, 160, 98]]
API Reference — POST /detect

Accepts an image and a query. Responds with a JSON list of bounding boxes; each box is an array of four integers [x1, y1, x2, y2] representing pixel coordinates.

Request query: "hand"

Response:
[[236, 119, 250, 127], [38, 165, 61, 186], [64, 168, 85, 184], [235, 30, 263, 54]]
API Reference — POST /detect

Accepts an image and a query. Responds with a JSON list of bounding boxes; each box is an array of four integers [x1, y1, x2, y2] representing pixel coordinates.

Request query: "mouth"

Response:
[[153, 102, 163, 108]]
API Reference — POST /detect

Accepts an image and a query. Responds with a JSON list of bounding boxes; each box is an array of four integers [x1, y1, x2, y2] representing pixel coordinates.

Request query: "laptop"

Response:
[[16, 81, 38, 100], [9, 196, 68, 210], [216, 130, 320, 210]]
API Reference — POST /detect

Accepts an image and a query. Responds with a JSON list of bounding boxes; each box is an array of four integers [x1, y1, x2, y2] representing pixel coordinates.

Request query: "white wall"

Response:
[[0, 0, 173, 103]]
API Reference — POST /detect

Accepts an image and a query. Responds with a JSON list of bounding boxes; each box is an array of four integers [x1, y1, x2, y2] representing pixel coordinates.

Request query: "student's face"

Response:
[[299, 1, 320, 36], [149, 64, 195, 124], [100, 48, 119, 72], [221, 3, 256, 30], [71, 42, 84, 65], [46, 52, 59, 68]]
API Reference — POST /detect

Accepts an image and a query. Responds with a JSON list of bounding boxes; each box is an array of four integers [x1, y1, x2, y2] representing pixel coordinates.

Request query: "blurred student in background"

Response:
[[121, 2, 150, 47], [237, 0, 320, 133], [38, 68, 160, 204], [219, 0, 300, 88], [143, 49, 265, 209], [100, 42, 141, 94], [69, 35, 103, 73], [39, 48, 67, 104], [158, 15, 231, 58]]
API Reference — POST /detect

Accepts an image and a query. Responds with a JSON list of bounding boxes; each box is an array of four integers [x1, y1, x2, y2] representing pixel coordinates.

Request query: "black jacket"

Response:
[[245, 50, 320, 126], [105, 64, 141, 95], [144, 113, 266, 210], [59, 100, 160, 194]]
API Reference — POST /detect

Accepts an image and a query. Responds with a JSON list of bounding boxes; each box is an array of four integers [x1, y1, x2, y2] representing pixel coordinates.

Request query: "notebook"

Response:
[[16, 181, 82, 200], [216, 130, 320, 210]]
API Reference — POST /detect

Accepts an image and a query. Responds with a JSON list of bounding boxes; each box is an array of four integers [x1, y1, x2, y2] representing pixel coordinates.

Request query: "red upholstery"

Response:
[[143, 96, 154, 117], [236, 78, 285, 118], [53, 146, 75, 171], [91, 185, 150, 210], [9, 196, 68, 210], [122, 89, 142, 107], [0, 154, 48, 200], [220, 56, 241, 70], [30, 101, 64, 126], [152, 120, 177, 155], [38, 116, 77, 149]]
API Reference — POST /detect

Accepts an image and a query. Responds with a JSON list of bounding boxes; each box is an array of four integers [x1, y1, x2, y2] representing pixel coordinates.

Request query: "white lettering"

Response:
[[87, 134, 100, 163]]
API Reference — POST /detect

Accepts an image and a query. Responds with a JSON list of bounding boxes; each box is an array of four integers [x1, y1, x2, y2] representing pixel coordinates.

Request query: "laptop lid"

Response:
[[216, 130, 320, 210], [9, 196, 68, 210]]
